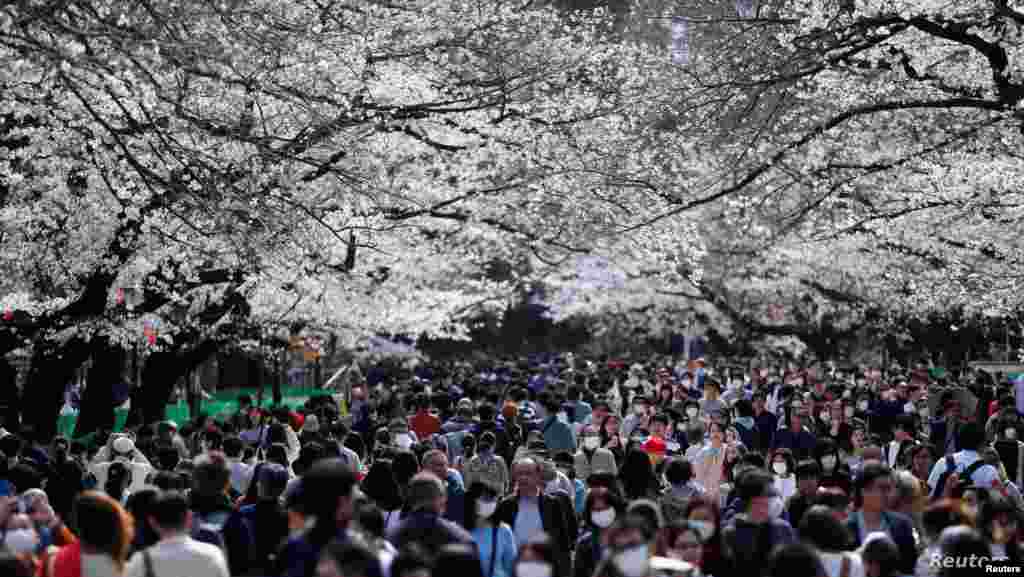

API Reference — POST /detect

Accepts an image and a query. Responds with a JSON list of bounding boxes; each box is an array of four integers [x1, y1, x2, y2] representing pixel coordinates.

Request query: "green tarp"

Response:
[[60, 386, 335, 440]]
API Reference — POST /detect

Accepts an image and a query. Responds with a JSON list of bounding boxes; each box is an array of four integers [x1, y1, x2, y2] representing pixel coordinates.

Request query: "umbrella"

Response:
[[927, 387, 979, 418]]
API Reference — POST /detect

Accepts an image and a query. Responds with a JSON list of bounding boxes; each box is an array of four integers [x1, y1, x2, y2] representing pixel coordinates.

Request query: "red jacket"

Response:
[[409, 411, 441, 439]]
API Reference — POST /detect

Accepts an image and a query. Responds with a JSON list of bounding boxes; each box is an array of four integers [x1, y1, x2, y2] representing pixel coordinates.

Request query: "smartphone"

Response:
[[0, 479, 11, 497]]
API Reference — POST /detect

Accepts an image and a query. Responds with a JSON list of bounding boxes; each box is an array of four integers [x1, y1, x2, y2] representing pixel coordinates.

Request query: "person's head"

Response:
[[584, 489, 625, 532], [770, 448, 795, 478], [795, 460, 821, 496], [316, 537, 384, 577], [464, 481, 500, 530], [606, 514, 655, 577], [851, 425, 866, 449], [361, 460, 403, 511], [302, 458, 360, 535], [257, 463, 290, 501], [860, 532, 900, 577], [631, 395, 650, 416], [421, 449, 449, 482], [889, 470, 920, 516], [798, 505, 851, 552], [600, 415, 620, 438], [512, 458, 543, 497], [650, 413, 669, 438], [71, 492, 135, 567], [434, 543, 484, 577], [766, 542, 826, 577], [936, 525, 989, 577], [815, 438, 840, 475], [406, 472, 446, 514], [148, 490, 191, 535], [664, 458, 694, 487], [752, 392, 766, 413], [941, 392, 961, 419], [665, 520, 706, 567], [684, 400, 700, 421], [192, 451, 230, 497], [222, 435, 244, 458], [735, 398, 753, 418], [959, 423, 986, 451], [708, 422, 724, 446], [855, 461, 894, 514], [626, 499, 665, 533], [892, 416, 913, 441], [908, 443, 934, 477], [737, 470, 777, 523]]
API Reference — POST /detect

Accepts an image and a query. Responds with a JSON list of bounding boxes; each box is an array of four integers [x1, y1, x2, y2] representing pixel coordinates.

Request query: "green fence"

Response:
[[58, 386, 339, 440]]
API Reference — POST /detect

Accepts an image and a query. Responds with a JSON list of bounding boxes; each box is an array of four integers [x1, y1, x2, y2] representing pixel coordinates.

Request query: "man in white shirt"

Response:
[[124, 490, 230, 577], [90, 436, 153, 494], [927, 423, 1003, 498]]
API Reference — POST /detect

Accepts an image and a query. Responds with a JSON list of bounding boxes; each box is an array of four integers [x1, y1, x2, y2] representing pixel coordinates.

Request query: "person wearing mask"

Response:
[[770, 448, 798, 504], [663, 520, 712, 574], [622, 395, 652, 442], [731, 399, 758, 450], [123, 490, 229, 577], [660, 458, 704, 520], [693, 423, 727, 504], [464, 431, 509, 496], [721, 471, 797, 574], [845, 462, 916, 574], [575, 424, 618, 482], [574, 490, 626, 577], [494, 458, 574, 577], [512, 534, 560, 577], [90, 436, 153, 495], [591, 513, 658, 577], [816, 439, 852, 496], [700, 380, 725, 422], [465, 482, 517, 577], [799, 505, 865, 577]]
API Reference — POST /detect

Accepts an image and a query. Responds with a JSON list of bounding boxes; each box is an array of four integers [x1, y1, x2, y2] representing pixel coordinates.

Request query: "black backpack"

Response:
[[932, 456, 988, 499]]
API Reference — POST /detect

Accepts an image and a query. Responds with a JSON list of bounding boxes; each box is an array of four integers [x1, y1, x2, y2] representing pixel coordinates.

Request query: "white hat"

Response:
[[112, 436, 135, 454]]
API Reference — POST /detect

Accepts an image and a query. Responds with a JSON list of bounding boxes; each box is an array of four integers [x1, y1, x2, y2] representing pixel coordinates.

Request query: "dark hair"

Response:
[[150, 491, 190, 530], [266, 443, 289, 468], [664, 458, 694, 485], [795, 460, 821, 479], [320, 538, 384, 577], [959, 423, 985, 450], [798, 505, 850, 551], [619, 449, 660, 500], [922, 499, 972, 540], [356, 501, 387, 539], [73, 491, 135, 569], [303, 459, 360, 547], [193, 451, 230, 496], [853, 461, 892, 508], [582, 490, 626, 530], [977, 491, 1016, 542], [737, 470, 775, 507], [770, 448, 796, 475], [435, 543, 484, 577], [938, 526, 989, 577], [361, 460, 404, 511], [735, 399, 754, 418], [105, 461, 132, 501], [391, 450, 420, 487], [765, 542, 825, 577], [222, 435, 244, 457]]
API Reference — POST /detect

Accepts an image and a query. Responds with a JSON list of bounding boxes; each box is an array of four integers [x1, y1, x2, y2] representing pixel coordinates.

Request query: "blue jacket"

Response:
[[472, 523, 517, 577], [279, 529, 353, 577], [540, 416, 576, 453]]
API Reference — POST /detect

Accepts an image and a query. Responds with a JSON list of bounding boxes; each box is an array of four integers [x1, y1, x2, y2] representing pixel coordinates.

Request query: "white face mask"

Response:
[[919, 409, 929, 419], [772, 462, 788, 476], [3, 528, 38, 554], [858, 401, 869, 411], [819, 412, 830, 423], [477, 499, 498, 519], [844, 406, 855, 419], [394, 434, 413, 449], [583, 436, 600, 450], [686, 407, 699, 418], [591, 508, 616, 528], [517, 561, 554, 577], [1007, 428, 1018, 440], [821, 456, 837, 471], [612, 544, 651, 577]]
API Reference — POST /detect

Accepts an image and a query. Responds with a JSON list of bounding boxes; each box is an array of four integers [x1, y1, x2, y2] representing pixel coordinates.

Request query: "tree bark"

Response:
[[73, 338, 122, 437], [21, 339, 92, 440]]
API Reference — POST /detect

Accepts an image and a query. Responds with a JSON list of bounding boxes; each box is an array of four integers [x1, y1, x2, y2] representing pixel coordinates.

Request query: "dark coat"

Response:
[[494, 493, 575, 577], [845, 511, 917, 575]]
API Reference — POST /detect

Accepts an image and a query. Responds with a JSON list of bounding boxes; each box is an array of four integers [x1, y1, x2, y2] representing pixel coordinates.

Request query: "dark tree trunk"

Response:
[[22, 339, 92, 441], [73, 338, 122, 437], [0, 358, 19, 431], [135, 340, 221, 425]]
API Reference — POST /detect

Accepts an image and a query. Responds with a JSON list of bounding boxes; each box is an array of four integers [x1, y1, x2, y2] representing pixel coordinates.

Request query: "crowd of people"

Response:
[[0, 355, 1022, 577]]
